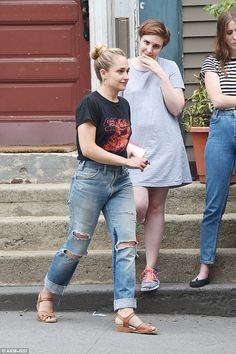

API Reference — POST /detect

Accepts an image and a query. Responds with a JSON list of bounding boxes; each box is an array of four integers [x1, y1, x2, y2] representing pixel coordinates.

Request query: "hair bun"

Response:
[[90, 43, 107, 60]]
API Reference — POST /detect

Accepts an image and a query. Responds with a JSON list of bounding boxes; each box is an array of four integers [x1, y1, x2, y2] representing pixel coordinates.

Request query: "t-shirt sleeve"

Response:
[[75, 95, 99, 129], [200, 56, 217, 81], [168, 61, 185, 89]]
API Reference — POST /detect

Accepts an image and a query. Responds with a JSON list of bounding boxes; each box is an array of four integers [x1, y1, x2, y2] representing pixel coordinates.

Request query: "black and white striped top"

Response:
[[201, 56, 236, 96]]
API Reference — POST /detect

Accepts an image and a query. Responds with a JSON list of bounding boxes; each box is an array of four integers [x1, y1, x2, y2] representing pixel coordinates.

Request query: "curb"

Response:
[[1, 283, 236, 317]]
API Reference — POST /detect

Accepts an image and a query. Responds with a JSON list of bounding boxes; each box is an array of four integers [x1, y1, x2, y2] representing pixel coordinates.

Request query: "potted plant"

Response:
[[182, 75, 236, 184], [181, 0, 236, 184], [182, 75, 212, 132], [182, 75, 212, 183]]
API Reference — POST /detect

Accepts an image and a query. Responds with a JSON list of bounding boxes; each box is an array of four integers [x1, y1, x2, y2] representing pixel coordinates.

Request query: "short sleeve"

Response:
[[75, 95, 99, 129], [200, 56, 218, 81], [168, 61, 185, 89]]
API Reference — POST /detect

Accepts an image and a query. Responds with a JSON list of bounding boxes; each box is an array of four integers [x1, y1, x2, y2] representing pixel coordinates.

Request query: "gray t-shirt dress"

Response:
[[123, 57, 192, 187]]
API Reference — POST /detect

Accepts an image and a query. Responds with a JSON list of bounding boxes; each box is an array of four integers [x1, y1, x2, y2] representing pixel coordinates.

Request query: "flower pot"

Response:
[[190, 126, 236, 184]]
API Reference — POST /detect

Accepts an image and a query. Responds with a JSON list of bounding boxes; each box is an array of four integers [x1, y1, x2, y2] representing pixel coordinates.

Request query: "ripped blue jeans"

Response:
[[44, 160, 137, 311]]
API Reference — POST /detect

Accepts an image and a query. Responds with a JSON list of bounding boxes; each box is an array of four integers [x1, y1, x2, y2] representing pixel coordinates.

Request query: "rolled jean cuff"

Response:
[[44, 276, 66, 295], [200, 259, 214, 265], [114, 297, 137, 312]]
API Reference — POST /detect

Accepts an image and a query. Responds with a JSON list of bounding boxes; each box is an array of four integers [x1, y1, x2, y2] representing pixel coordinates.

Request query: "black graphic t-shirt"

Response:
[[75, 91, 131, 160]]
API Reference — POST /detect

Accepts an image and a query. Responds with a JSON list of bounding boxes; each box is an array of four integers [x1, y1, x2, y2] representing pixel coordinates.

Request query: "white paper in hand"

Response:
[[128, 142, 146, 158]]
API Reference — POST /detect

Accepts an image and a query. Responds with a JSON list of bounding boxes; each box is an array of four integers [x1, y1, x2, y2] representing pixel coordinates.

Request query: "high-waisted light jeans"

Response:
[[200, 109, 236, 264], [44, 160, 137, 311]]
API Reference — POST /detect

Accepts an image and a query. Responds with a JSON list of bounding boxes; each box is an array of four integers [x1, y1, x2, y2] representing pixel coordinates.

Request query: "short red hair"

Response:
[[138, 19, 170, 47]]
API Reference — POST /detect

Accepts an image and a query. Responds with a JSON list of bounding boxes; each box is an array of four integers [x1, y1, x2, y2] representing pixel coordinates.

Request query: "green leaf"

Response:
[[204, 0, 236, 17]]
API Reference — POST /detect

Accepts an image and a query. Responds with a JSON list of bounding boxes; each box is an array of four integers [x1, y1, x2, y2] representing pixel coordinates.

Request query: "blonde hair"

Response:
[[90, 43, 126, 82]]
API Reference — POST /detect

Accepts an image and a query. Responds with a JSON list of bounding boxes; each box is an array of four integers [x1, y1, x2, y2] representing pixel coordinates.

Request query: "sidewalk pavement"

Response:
[[0, 311, 236, 354]]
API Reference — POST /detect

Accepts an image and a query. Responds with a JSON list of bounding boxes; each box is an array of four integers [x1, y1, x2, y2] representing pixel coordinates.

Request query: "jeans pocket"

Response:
[[210, 111, 221, 125], [75, 166, 100, 180]]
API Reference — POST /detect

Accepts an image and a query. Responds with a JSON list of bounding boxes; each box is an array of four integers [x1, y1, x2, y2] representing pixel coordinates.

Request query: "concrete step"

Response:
[[1, 249, 236, 286], [1, 283, 236, 316], [167, 182, 235, 215], [1, 214, 236, 251], [0, 182, 235, 217], [0, 183, 69, 217], [0, 152, 78, 184], [0, 215, 107, 251]]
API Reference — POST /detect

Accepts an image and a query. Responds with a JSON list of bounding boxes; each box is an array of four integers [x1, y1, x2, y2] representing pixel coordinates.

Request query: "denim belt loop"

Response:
[[213, 108, 219, 118], [79, 160, 85, 170], [103, 165, 107, 174]]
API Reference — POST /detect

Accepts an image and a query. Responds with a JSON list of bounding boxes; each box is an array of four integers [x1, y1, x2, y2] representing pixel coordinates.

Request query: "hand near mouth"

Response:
[[138, 55, 165, 78]]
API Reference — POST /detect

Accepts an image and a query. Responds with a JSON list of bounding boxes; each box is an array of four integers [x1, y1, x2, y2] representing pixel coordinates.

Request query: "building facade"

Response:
[[0, 0, 217, 148]]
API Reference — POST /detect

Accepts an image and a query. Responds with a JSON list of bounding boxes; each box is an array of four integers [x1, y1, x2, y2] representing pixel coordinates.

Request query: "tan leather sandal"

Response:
[[36, 293, 57, 323], [115, 312, 158, 334]]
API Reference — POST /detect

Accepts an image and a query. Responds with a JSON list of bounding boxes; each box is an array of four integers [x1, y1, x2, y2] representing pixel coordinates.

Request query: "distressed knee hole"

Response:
[[73, 231, 90, 240], [65, 250, 81, 260], [116, 241, 137, 250]]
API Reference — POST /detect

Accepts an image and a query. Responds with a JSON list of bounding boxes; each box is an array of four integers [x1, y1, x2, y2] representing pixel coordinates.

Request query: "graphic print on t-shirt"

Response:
[[103, 118, 131, 153]]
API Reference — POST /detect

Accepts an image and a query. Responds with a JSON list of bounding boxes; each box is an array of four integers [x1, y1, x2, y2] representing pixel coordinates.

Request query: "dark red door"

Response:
[[0, 0, 90, 146]]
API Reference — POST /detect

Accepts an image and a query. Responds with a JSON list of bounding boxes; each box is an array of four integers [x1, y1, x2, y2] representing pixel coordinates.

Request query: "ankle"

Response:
[[117, 308, 134, 317], [200, 264, 209, 277], [40, 288, 54, 300]]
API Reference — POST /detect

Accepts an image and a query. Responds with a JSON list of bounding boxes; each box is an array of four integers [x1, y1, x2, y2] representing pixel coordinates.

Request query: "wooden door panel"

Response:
[[0, 1, 78, 23], [0, 60, 79, 81], [0, 0, 90, 146], [0, 83, 76, 116], [0, 122, 75, 145], [0, 26, 76, 56]]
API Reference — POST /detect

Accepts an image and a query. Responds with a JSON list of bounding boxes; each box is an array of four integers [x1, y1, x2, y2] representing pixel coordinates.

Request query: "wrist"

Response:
[[123, 157, 129, 167]]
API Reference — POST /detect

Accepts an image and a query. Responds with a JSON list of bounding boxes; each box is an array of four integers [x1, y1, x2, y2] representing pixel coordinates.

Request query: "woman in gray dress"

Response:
[[123, 19, 192, 291]]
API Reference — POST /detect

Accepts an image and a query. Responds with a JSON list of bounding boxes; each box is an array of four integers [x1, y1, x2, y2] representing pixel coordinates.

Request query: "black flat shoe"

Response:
[[189, 277, 210, 288]]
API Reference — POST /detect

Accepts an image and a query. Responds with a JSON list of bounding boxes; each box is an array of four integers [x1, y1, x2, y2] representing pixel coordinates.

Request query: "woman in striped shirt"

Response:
[[190, 7, 236, 288]]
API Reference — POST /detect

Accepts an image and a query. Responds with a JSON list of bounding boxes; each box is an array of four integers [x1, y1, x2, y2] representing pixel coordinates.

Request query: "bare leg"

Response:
[[143, 187, 169, 268], [134, 186, 149, 223]]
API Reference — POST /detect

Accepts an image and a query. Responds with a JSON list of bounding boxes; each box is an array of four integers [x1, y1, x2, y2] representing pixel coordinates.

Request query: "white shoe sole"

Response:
[[141, 284, 160, 292]]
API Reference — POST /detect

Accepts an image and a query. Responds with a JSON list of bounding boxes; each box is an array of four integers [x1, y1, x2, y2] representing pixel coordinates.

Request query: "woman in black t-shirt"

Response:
[[36, 44, 157, 334]]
